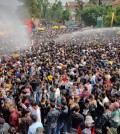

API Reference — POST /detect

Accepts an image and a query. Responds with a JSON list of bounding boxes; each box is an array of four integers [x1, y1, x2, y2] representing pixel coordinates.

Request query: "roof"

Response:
[[111, 0, 120, 6], [66, 1, 77, 6]]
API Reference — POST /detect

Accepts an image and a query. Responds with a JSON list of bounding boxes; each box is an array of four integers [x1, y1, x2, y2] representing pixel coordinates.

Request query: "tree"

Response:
[[80, 5, 104, 26], [62, 9, 71, 21], [75, 0, 84, 10], [18, 0, 41, 18], [30, 0, 41, 18], [113, 6, 120, 26], [75, 0, 84, 22], [47, 1, 64, 22], [103, 14, 112, 27], [89, 0, 96, 5], [38, 0, 49, 19]]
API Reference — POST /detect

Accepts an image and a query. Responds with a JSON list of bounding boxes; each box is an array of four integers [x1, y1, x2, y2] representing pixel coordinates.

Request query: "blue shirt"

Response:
[[28, 121, 43, 134]]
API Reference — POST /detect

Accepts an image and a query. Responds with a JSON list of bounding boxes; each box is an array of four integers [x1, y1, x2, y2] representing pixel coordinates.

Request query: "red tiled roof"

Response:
[[111, 0, 120, 5]]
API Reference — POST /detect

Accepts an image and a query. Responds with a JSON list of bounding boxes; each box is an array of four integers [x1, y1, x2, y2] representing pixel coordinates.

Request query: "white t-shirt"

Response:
[[31, 107, 41, 122], [54, 88, 60, 99], [102, 97, 109, 106]]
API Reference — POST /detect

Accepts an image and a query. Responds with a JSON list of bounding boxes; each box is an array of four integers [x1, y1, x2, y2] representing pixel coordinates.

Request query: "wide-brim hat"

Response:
[[85, 116, 94, 124], [107, 127, 117, 134]]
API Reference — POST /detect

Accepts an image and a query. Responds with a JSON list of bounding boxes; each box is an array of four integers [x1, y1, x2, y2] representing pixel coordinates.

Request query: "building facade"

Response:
[[111, 0, 120, 7]]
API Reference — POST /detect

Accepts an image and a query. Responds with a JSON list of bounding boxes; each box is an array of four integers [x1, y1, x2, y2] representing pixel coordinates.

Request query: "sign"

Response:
[[97, 17, 103, 28]]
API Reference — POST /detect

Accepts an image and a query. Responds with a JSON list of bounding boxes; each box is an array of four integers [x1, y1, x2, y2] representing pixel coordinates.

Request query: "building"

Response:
[[111, 0, 120, 7], [96, 0, 113, 5], [65, 0, 115, 21], [65, 0, 89, 21], [65, 0, 77, 21]]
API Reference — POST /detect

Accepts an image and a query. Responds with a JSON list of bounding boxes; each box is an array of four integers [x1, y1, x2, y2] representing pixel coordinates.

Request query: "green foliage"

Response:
[[89, 0, 96, 5], [46, 1, 70, 23], [103, 6, 120, 27], [49, 1, 63, 22], [80, 5, 104, 26], [18, 0, 120, 27], [115, 6, 120, 16], [103, 14, 112, 27], [62, 9, 71, 21], [29, 0, 41, 18]]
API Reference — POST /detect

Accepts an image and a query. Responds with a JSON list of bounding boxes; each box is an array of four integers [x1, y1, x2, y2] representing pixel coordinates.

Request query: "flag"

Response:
[[111, 13, 115, 27]]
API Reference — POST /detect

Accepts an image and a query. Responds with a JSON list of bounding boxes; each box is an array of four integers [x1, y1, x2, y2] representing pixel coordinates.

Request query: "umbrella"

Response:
[[60, 25, 66, 29], [13, 54, 20, 58], [53, 26, 59, 29], [38, 27, 45, 31]]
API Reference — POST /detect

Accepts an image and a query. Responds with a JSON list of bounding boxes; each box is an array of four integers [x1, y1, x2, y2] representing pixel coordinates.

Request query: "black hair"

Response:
[[30, 114, 37, 122], [101, 92, 106, 98], [50, 102, 55, 108], [73, 106, 80, 112], [31, 102, 37, 107], [104, 102, 110, 110], [62, 101, 67, 106]]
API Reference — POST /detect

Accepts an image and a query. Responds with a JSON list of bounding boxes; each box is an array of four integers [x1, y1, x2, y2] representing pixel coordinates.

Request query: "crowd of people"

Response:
[[0, 27, 120, 134]]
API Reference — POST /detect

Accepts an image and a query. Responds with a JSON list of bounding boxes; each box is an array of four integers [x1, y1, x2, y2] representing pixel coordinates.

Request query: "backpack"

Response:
[[111, 108, 120, 128]]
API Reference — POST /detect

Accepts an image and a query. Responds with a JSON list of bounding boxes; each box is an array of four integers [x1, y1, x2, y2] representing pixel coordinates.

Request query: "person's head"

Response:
[[101, 92, 106, 99], [85, 115, 94, 128], [110, 102, 119, 111], [24, 109, 31, 116], [50, 102, 55, 109], [104, 102, 110, 111], [89, 94, 95, 101], [30, 114, 37, 123], [61, 93, 66, 98], [61, 102, 67, 109], [74, 95, 80, 103], [36, 127, 44, 134], [115, 92, 120, 101], [73, 106, 80, 113], [31, 102, 38, 110], [68, 96, 74, 104], [85, 99, 89, 106], [94, 84, 99, 90], [9, 106, 16, 113]]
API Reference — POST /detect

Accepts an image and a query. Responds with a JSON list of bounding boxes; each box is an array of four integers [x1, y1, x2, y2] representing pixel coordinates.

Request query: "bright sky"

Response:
[[49, 0, 67, 5]]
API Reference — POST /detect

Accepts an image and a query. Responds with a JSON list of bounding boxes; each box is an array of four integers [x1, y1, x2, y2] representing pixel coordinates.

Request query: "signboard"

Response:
[[97, 17, 103, 28]]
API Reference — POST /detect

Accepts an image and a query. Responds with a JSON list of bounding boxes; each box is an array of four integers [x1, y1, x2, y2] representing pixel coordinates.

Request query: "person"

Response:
[[57, 102, 68, 134], [101, 92, 109, 106], [89, 94, 97, 119], [30, 102, 41, 122], [96, 102, 111, 134], [19, 109, 33, 134], [0, 23, 120, 134], [36, 127, 44, 134], [107, 127, 117, 134], [0, 117, 10, 134], [46, 102, 60, 134], [71, 106, 84, 134], [9, 106, 18, 128], [81, 116, 95, 134], [39, 97, 46, 126], [110, 102, 120, 134], [80, 99, 90, 117], [28, 115, 43, 134]]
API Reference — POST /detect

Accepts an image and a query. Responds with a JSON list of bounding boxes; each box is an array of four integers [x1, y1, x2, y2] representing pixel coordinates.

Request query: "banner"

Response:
[[111, 13, 115, 27]]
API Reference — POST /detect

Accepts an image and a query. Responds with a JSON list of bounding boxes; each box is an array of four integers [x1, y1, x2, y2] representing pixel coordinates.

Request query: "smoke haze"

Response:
[[0, 0, 30, 55]]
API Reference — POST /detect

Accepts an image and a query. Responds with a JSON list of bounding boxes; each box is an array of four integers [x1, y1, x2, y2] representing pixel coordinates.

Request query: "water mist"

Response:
[[0, 0, 30, 55]]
